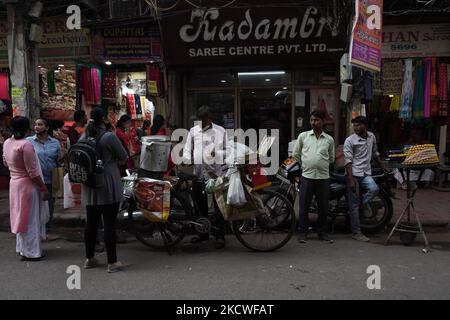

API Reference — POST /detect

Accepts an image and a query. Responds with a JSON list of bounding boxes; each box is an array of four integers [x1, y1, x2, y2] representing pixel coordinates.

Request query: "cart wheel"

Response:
[[232, 190, 296, 252]]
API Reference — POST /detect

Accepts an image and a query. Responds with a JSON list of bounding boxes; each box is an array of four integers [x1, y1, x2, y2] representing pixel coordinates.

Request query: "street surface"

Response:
[[1, 231, 449, 300]]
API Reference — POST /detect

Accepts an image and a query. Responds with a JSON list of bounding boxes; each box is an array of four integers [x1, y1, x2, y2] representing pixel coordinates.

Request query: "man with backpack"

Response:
[[68, 107, 128, 273]]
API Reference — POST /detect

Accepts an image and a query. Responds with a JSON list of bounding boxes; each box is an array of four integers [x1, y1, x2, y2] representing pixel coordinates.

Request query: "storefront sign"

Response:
[[38, 19, 90, 65], [159, 0, 348, 66], [349, 0, 383, 72], [382, 24, 450, 58], [92, 25, 161, 63], [0, 22, 7, 68]]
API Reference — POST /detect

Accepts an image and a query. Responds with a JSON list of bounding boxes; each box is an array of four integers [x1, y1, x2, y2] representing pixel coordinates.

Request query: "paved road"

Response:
[[0, 231, 449, 300]]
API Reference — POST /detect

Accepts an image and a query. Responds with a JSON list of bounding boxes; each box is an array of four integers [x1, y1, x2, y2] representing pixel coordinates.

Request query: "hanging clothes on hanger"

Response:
[[430, 57, 439, 116], [399, 59, 414, 120], [134, 94, 143, 118], [412, 59, 424, 120], [438, 63, 448, 117], [127, 93, 137, 119], [423, 58, 432, 118], [0, 72, 10, 101]]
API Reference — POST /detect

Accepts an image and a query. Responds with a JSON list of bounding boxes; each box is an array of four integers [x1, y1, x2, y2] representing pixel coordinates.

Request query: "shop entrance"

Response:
[[240, 89, 292, 160]]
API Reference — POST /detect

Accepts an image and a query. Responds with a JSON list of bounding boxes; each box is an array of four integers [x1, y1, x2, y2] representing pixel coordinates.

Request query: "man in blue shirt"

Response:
[[27, 119, 61, 231]]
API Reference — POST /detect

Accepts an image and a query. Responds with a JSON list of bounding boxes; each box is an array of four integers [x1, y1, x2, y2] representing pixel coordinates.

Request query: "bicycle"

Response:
[[121, 164, 296, 254]]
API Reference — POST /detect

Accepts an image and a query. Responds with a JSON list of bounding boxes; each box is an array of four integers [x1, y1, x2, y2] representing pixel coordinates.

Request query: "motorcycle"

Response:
[[272, 157, 395, 234]]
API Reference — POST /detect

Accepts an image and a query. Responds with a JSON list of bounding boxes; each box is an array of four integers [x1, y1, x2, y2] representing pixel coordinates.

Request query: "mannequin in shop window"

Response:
[[115, 115, 139, 176]]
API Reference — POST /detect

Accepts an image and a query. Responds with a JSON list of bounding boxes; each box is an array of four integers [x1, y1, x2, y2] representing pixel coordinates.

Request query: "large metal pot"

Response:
[[139, 136, 171, 172]]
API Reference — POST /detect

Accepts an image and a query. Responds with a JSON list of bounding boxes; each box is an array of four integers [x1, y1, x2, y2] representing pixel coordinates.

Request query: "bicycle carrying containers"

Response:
[[140, 136, 171, 172]]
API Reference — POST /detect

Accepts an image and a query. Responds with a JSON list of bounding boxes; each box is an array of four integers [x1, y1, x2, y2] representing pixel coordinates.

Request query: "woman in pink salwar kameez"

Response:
[[3, 117, 50, 261]]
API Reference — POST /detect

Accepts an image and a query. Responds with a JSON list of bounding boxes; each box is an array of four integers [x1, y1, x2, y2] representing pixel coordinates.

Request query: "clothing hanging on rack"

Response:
[[438, 63, 448, 117], [399, 59, 414, 120], [412, 59, 424, 119], [423, 58, 432, 118], [0, 72, 10, 101], [430, 57, 439, 116]]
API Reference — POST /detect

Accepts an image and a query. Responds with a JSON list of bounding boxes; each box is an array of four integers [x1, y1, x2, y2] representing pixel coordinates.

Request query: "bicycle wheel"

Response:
[[127, 190, 188, 250], [232, 190, 296, 252]]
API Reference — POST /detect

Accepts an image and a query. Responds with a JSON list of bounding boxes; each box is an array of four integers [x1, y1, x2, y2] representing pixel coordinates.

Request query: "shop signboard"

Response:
[[382, 23, 450, 58], [0, 22, 7, 68], [38, 18, 90, 65], [92, 25, 161, 63], [159, 0, 348, 66], [349, 0, 383, 72]]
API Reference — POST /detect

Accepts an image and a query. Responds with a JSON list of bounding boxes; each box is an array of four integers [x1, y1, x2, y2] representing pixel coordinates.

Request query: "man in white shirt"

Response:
[[183, 106, 228, 248]]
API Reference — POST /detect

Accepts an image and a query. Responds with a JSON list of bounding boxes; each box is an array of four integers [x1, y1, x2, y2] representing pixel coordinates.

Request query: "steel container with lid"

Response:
[[139, 136, 171, 172]]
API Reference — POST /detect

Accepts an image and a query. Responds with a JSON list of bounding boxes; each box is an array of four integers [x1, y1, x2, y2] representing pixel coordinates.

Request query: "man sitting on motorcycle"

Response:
[[344, 116, 388, 242]]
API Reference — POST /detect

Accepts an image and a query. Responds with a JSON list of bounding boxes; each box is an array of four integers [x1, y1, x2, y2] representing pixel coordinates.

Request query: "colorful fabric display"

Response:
[[423, 58, 431, 118], [102, 70, 117, 99], [412, 59, 424, 119], [399, 59, 414, 119], [0, 72, 10, 101], [47, 70, 56, 94], [438, 63, 448, 117], [430, 57, 439, 116]]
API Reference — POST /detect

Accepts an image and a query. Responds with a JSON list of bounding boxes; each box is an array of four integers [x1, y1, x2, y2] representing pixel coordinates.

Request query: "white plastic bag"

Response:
[[63, 174, 82, 209], [227, 171, 247, 206]]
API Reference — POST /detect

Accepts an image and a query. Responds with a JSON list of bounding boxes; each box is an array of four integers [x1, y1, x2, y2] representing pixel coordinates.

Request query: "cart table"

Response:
[[384, 163, 438, 251]]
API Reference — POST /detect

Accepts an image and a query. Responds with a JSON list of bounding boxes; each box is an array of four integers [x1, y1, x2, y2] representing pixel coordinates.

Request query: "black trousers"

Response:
[[191, 181, 227, 239], [298, 177, 330, 235], [85, 203, 120, 264]]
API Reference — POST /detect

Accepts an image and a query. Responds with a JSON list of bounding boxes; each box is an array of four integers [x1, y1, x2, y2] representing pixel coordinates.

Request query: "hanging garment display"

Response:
[[363, 71, 374, 103], [390, 95, 401, 112], [79, 67, 101, 105], [423, 58, 432, 118], [438, 63, 448, 117], [399, 59, 414, 120], [134, 94, 143, 118], [430, 57, 439, 116], [47, 70, 56, 94], [91, 68, 101, 105], [382, 59, 403, 95], [412, 59, 424, 120], [0, 72, 10, 101], [127, 93, 137, 119], [102, 69, 117, 99]]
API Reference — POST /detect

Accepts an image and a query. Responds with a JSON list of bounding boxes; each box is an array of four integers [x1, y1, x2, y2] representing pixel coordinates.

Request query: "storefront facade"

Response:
[[159, 0, 351, 156], [366, 21, 450, 162]]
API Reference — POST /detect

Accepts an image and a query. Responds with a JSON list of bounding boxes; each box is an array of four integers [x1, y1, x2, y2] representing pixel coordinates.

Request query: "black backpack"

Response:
[[68, 131, 106, 188]]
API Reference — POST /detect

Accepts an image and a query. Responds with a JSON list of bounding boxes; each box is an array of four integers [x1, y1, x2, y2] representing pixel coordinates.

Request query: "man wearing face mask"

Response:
[[27, 119, 61, 232], [183, 106, 228, 249]]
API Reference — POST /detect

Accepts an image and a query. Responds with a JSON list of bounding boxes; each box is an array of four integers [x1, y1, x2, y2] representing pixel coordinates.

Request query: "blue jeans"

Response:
[[346, 176, 379, 234]]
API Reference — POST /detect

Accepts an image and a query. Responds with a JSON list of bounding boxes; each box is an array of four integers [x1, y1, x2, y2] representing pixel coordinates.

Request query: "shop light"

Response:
[[58, 64, 64, 67], [220, 80, 227, 83], [105, 61, 112, 66], [389, 94, 394, 98], [265, 79, 271, 82], [238, 71, 286, 76], [54, 69, 60, 73], [283, 87, 288, 90]]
